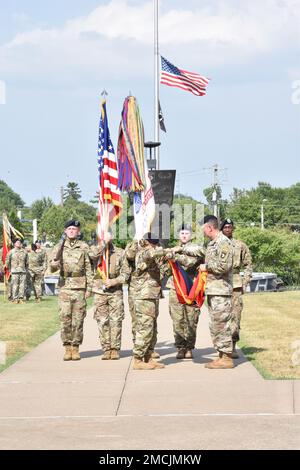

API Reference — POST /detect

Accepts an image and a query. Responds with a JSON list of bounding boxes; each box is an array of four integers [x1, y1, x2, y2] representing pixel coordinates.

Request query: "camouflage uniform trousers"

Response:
[[25, 271, 32, 300], [11, 273, 26, 300], [231, 288, 243, 343], [128, 289, 137, 343], [133, 299, 159, 359], [59, 288, 87, 346], [94, 292, 124, 351], [129, 290, 158, 353], [207, 295, 233, 354], [169, 288, 200, 350], [29, 272, 44, 299]]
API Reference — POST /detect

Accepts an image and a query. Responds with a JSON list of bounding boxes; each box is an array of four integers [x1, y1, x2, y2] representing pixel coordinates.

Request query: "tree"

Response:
[[63, 182, 82, 203], [30, 197, 54, 220], [0, 180, 24, 213], [40, 201, 96, 243], [235, 226, 300, 285]]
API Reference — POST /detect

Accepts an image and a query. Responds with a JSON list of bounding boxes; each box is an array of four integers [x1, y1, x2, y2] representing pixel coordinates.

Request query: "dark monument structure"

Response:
[[144, 141, 176, 243]]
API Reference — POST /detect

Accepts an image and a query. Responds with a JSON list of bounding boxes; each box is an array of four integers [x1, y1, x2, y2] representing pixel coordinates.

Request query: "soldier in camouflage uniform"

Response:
[[180, 215, 234, 369], [27, 243, 47, 301], [221, 218, 252, 358], [166, 224, 204, 360], [124, 239, 161, 360], [132, 233, 168, 370], [5, 239, 28, 303], [89, 231, 130, 360], [50, 220, 93, 361]]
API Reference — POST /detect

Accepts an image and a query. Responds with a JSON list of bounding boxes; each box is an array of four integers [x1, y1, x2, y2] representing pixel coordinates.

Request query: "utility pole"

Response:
[[154, 0, 160, 169]]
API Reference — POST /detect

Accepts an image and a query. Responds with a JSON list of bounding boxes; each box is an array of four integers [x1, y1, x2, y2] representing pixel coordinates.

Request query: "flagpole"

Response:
[[154, 0, 160, 169]]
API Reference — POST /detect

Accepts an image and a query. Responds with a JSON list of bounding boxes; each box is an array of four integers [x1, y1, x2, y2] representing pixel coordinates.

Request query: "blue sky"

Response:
[[0, 0, 299, 205]]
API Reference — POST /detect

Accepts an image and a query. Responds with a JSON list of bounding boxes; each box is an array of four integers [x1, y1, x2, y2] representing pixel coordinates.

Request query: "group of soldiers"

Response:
[[49, 215, 252, 370], [0, 239, 47, 303]]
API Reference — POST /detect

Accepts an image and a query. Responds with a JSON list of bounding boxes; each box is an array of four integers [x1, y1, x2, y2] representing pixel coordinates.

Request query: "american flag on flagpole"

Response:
[[160, 56, 210, 96], [97, 99, 122, 278]]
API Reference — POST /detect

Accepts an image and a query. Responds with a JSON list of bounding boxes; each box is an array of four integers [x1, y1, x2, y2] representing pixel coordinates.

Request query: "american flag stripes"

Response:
[[97, 99, 122, 241], [160, 56, 210, 96]]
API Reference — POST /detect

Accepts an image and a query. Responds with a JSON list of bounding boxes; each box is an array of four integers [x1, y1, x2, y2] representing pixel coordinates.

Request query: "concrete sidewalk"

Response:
[[0, 293, 299, 450]]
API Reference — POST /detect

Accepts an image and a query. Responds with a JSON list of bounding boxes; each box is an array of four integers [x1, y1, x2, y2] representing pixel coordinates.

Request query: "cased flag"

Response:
[[168, 260, 207, 308], [161, 56, 210, 96]]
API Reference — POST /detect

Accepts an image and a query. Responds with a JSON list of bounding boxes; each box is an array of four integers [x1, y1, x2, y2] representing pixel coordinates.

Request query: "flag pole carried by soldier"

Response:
[[50, 219, 93, 361], [177, 215, 235, 369], [221, 218, 252, 358], [89, 228, 130, 360]]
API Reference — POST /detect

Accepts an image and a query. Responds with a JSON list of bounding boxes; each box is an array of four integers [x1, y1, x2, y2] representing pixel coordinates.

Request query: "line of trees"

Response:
[[1, 179, 300, 285]]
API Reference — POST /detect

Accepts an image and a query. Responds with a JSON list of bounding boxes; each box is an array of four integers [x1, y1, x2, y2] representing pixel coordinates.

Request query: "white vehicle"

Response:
[[242, 272, 284, 293]]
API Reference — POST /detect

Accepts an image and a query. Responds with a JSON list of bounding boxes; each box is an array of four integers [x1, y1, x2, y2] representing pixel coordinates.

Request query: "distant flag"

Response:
[[160, 56, 210, 96], [158, 100, 166, 132], [1, 212, 23, 283], [97, 99, 122, 278]]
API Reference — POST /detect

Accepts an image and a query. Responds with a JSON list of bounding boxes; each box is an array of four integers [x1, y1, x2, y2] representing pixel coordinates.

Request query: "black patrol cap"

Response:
[[13, 238, 21, 243], [220, 218, 234, 230], [178, 223, 192, 233], [143, 232, 160, 245], [64, 219, 80, 229], [35, 239, 42, 244]]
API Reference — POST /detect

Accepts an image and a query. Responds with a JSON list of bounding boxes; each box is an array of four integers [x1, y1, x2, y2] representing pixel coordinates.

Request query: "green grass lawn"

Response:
[[0, 292, 60, 373], [240, 291, 300, 379]]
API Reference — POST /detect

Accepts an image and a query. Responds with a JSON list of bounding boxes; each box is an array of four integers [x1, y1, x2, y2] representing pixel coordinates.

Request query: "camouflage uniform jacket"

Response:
[[28, 251, 46, 274], [166, 241, 205, 290], [134, 245, 166, 300], [89, 243, 130, 294], [50, 238, 93, 291], [232, 238, 252, 289], [6, 248, 28, 273], [183, 232, 233, 296], [124, 240, 140, 293], [35, 248, 47, 272]]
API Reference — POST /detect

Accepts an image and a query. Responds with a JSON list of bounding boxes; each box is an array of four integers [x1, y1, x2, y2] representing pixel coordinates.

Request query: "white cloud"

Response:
[[1, 0, 300, 83]]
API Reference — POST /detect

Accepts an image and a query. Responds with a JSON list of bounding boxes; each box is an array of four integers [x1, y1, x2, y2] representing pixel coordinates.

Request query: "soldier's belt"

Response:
[[63, 270, 85, 278]]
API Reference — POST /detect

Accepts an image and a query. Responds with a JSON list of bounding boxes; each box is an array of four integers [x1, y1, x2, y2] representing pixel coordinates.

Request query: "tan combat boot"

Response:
[[63, 345, 72, 361], [133, 357, 155, 370], [144, 353, 165, 369], [71, 345, 81, 360], [102, 350, 111, 360], [184, 349, 193, 359], [150, 350, 160, 359], [110, 349, 120, 360], [205, 353, 234, 369], [231, 342, 239, 359]]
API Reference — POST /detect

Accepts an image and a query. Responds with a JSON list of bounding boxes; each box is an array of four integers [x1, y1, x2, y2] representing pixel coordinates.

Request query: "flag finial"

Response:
[[101, 89, 108, 98]]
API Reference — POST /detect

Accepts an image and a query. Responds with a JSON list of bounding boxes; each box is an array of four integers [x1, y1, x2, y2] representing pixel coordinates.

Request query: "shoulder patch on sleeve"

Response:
[[219, 244, 230, 260]]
